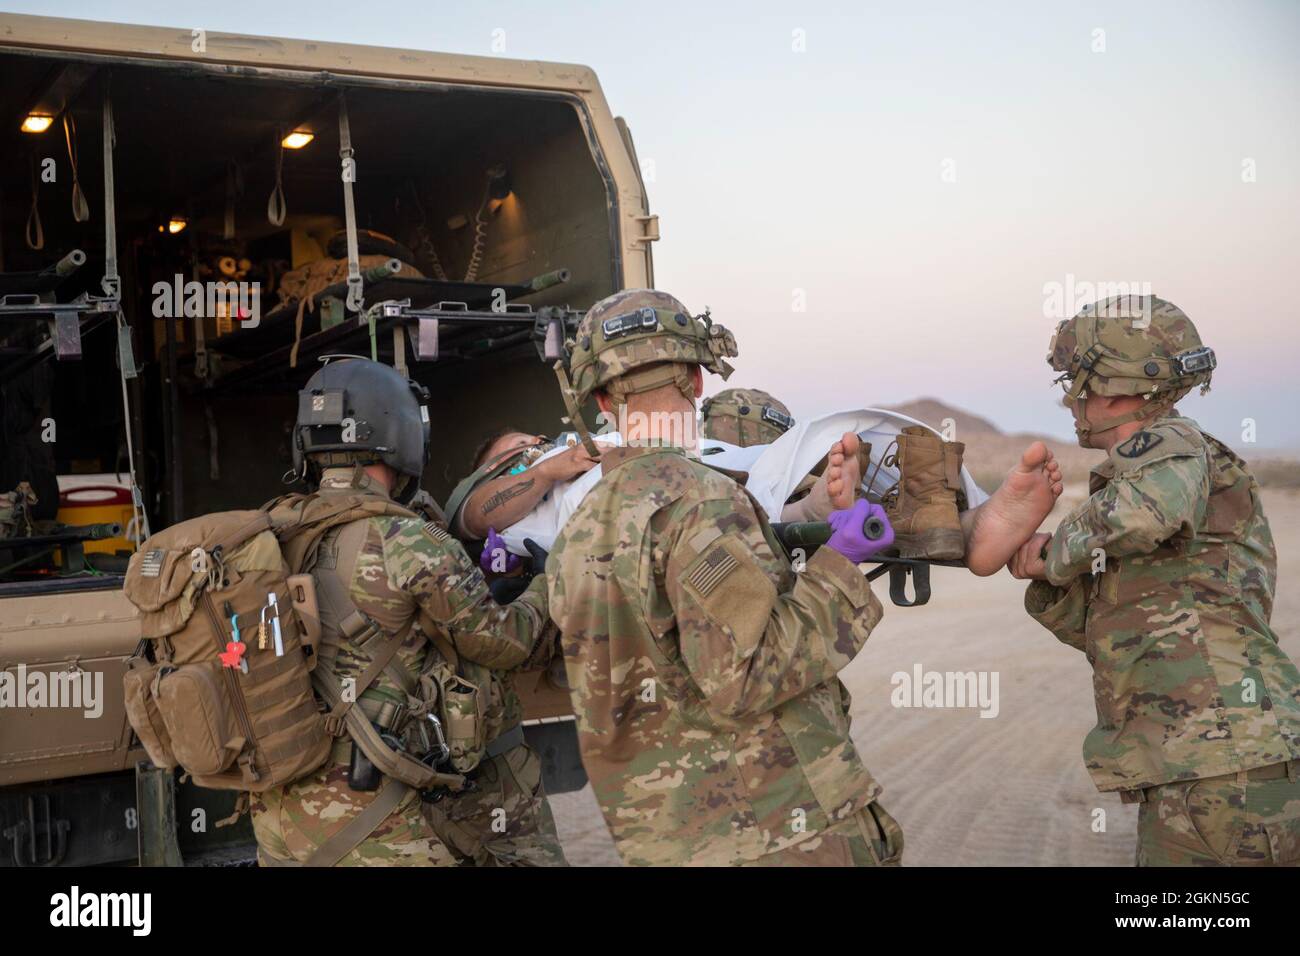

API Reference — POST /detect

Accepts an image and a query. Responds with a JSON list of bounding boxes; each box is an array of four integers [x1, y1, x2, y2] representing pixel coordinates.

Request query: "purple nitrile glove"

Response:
[[480, 527, 523, 574], [825, 500, 894, 563]]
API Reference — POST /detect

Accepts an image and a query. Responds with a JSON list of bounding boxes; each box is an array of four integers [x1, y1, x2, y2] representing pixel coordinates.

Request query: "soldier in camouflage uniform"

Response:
[[700, 388, 795, 446], [547, 288, 902, 866], [1009, 295, 1300, 866], [252, 359, 566, 866]]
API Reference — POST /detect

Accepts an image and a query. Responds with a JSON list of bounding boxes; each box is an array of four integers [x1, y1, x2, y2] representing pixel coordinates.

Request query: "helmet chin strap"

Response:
[[1072, 393, 1177, 448]]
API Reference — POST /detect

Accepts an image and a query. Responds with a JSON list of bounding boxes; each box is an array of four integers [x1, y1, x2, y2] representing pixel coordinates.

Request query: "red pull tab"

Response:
[[219, 640, 247, 669]]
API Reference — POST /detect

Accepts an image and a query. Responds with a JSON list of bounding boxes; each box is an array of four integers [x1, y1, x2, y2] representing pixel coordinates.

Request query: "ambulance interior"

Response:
[[0, 52, 622, 592]]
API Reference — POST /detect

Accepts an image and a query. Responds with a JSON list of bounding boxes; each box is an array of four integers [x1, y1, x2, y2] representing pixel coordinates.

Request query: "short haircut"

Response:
[[471, 426, 527, 471]]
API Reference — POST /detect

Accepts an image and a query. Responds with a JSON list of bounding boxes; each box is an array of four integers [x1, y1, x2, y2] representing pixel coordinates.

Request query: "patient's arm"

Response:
[[458, 446, 598, 539]]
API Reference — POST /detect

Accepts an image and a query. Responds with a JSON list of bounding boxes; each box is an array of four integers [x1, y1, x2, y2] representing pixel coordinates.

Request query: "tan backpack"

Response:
[[123, 495, 472, 868], [122, 511, 330, 790]]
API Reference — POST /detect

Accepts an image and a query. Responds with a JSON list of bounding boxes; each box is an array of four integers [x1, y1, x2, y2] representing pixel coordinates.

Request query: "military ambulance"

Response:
[[0, 13, 654, 865]]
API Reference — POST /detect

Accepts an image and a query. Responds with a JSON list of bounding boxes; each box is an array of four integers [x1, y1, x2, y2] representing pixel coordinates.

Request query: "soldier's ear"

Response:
[[595, 390, 614, 416], [691, 366, 704, 400]]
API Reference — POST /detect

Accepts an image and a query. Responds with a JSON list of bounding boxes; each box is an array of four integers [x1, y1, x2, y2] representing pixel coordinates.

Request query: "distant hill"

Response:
[[879, 397, 1300, 490], [880, 397, 1103, 491], [882, 398, 1002, 436]]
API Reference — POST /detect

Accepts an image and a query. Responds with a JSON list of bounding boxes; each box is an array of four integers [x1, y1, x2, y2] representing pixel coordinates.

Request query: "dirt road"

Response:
[[547, 488, 1300, 866]]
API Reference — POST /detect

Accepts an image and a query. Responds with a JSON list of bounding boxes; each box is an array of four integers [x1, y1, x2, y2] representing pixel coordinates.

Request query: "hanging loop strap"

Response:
[[101, 88, 120, 299], [337, 94, 364, 312], [25, 155, 44, 251], [267, 136, 287, 227], [224, 161, 242, 239], [64, 113, 90, 223]]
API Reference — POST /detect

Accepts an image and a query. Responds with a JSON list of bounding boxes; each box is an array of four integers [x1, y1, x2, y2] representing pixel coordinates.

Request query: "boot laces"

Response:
[[866, 439, 901, 509]]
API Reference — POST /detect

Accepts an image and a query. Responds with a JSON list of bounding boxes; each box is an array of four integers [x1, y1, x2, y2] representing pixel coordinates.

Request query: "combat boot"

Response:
[[879, 426, 965, 560]]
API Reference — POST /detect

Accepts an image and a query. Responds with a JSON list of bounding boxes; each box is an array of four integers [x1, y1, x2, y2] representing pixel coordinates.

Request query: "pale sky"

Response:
[[13, 0, 1300, 446]]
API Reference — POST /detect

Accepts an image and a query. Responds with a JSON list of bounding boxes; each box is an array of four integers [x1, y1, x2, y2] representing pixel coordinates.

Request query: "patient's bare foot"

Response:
[[965, 441, 1063, 576], [826, 431, 862, 511]]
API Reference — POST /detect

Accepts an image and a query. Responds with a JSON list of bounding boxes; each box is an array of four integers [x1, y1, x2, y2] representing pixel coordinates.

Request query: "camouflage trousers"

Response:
[[1136, 762, 1300, 867], [251, 741, 566, 866], [251, 749, 456, 866], [747, 800, 904, 867], [421, 742, 569, 866]]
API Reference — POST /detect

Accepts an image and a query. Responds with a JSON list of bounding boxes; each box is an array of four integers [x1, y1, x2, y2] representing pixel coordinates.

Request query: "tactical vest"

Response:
[[270, 484, 508, 772]]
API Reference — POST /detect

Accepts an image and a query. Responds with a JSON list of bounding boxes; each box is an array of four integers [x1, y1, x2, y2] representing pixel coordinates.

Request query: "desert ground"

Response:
[[546, 486, 1300, 866]]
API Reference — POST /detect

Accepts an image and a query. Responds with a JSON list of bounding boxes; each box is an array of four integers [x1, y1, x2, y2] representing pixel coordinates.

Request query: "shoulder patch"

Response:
[[1116, 430, 1162, 459], [1111, 420, 1203, 473], [687, 544, 739, 597], [139, 549, 164, 578]]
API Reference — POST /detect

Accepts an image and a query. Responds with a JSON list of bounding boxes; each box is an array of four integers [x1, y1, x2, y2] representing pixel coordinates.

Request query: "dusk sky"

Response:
[[15, 0, 1300, 446]]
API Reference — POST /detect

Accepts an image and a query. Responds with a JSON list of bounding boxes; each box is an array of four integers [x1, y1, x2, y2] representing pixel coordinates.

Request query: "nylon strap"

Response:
[[604, 361, 694, 405], [311, 655, 463, 793], [100, 89, 120, 299], [211, 513, 274, 556], [1076, 391, 1180, 442], [25, 156, 43, 250], [327, 612, 414, 724], [64, 113, 89, 222], [337, 94, 363, 313], [300, 777, 411, 867], [265, 490, 465, 792], [553, 361, 602, 457]]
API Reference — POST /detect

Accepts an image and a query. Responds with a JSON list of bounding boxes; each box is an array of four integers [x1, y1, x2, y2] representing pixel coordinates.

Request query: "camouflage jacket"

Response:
[[309, 469, 553, 740], [1026, 416, 1300, 792], [547, 445, 884, 865]]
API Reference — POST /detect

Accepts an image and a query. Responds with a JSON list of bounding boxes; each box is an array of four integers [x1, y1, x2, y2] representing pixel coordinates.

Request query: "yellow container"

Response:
[[56, 485, 136, 556]]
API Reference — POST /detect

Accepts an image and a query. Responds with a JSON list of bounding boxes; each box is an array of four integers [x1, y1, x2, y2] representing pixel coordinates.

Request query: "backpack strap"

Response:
[[313, 663, 463, 794], [258, 491, 466, 864], [303, 778, 411, 867], [324, 610, 412, 724], [210, 512, 274, 554], [260, 777, 412, 868], [278, 611, 462, 868]]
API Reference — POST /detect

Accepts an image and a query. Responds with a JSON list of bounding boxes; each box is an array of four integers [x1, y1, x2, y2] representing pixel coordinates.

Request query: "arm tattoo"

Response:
[[481, 478, 535, 516]]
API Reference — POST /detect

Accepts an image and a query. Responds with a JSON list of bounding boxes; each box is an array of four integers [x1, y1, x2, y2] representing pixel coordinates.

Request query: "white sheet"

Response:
[[498, 408, 989, 554]]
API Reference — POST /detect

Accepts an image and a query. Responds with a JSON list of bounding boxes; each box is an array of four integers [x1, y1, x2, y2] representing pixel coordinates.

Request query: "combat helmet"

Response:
[[552, 289, 737, 454], [700, 388, 795, 446], [292, 357, 430, 502], [1048, 294, 1215, 446], [563, 288, 737, 408]]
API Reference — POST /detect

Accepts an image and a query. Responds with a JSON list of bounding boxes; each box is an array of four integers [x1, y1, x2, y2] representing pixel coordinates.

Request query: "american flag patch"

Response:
[[688, 545, 737, 597], [422, 520, 450, 543], [140, 549, 165, 578]]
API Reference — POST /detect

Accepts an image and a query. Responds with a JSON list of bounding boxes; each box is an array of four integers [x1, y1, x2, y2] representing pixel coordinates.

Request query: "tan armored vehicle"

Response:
[[0, 13, 656, 865]]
